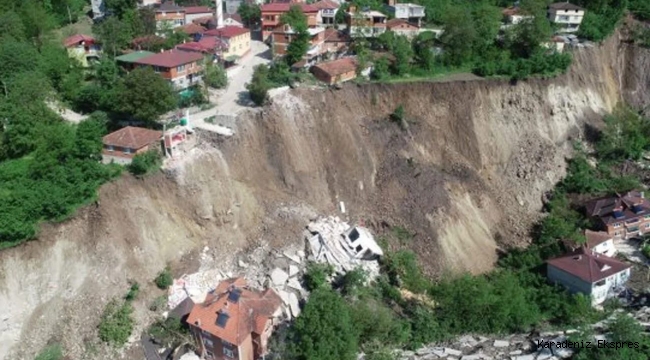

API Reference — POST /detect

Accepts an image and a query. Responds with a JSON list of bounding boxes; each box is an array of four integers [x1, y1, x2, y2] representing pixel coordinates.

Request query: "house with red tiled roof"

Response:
[[102, 126, 162, 164], [547, 247, 630, 305], [176, 36, 228, 58], [63, 34, 101, 67], [185, 5, 214, 23], [385, 18, 419, 39], [261, 3, 319, 40], [204, 26, 251, 62], [187, 278, 283, 360], [155, 1, 186, 30], [130, 49, 205, 90], [312, 0, 339, 25], [223, 13, 244, 28], [585, 190, 650, 239], [177, 23, 207, 36], [311, 57, 358, 85], [502, 6, 533, 25], [323, 28, 350, 54]]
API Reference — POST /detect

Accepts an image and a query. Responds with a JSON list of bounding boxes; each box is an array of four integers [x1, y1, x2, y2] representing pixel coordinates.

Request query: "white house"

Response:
[[184, 6, 213, 24], [385, 0, 425, 27], [547, 248, 630, 305], [313, 0, 340, 26], [502, 6, 534, 25], [584, 230, 617, 257], [548, 2, 585, 33]]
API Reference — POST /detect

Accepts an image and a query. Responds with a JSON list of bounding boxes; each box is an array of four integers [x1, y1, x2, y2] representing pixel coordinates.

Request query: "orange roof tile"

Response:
[[187, 278, 282, 345], [313, 57, 357, 77], [102, 126, 162, 149]]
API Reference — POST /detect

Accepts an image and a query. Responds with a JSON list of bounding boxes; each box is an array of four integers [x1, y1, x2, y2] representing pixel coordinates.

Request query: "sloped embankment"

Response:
[[1, 31, 649, 360]]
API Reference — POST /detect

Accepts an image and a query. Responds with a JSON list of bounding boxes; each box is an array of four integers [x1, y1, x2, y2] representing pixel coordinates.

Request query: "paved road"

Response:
[[190, 40, 271, 135]]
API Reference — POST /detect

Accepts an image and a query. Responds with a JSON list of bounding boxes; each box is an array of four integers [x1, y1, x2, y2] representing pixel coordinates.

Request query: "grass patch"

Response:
[[35, 344, 63, 360], [98, 300, 134, 346]]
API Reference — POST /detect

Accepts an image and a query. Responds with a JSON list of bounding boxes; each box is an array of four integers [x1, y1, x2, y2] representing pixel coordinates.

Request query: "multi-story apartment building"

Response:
[[385, 0, 425, 27], [585, 190, 650, 239], [187, 278, 283, 360], [155, 1, 186, 30], [260, 3, 319, 40], [131, 49, 205, 90], [345, 6, 387, 38], [547, 2, 585, 33]]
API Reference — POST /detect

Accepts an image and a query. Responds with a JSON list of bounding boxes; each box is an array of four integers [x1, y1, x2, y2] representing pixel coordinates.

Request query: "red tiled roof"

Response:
[[63, 34, 95, 47], [103, 126, 162, 149], [313, 57, 357, 77], [192, 15, 215, 25], [585, 191, 650, 225], [177, 23, 206, 34], [176, 36, 228, 53], [261, 3, 319, 13], [324, 28, 349, 43], [186, 278, 282, 346], [204, 26, 250, 38], [386, 18, 418, 29], [547, 248, 630, 283], [585, 230, 612, 248], [312, 0, 339, 10], [133, 49, 204, 67], [155, 2, 185, 12], [184, 6, 212, 14]]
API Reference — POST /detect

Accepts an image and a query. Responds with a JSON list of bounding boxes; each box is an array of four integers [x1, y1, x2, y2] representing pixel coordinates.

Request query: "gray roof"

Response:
[[549, 2, 584, 11]]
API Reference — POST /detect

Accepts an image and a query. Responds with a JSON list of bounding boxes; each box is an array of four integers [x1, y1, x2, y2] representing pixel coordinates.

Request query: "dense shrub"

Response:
[[303, 262, 333, 291], [98, 300, 134, 346], [204, 63, 228, 89], [155, 267, 173, 289], [124, 282, 140, 301], [128, 150, 162, 176], [246, 64, 272, 106]]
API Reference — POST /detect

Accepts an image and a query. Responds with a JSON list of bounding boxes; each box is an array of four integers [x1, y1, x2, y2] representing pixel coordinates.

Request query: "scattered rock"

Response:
[[493, 340, 509, 348], [238, 259, 248, 268], [270, 268, 289, 286], [289, 265, 299, 277], [444, 348, 462, 357], [287, 277, 303, 291], [284, 251, 302, 264], [288, 292, 300, 317]]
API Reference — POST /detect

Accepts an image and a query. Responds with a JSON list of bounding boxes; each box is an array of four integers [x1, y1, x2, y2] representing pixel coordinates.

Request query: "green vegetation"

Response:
[[281, 5, 311, 66], [127, 150, 162, 177], [118, 67, 177, 123], [247, 65, 273, 106], [98, 299, 135, 346], [34, 344, 63, 360], [572, 314, 650, 359], [204, 63, 229, 89], [237, 3, 262, 28], [124, 282, 140, 301], [148, 316, 191, 349], [304, 263, 333, 291], [149, 295, 168, 312], [155, 267, 174, 289]]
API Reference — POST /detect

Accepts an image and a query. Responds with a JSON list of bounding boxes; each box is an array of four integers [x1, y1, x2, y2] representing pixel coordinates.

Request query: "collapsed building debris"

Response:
[[306, 216, 383, 277]]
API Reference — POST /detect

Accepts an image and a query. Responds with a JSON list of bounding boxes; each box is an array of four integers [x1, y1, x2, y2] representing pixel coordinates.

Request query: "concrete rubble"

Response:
[[387, 304, 650, 360], [306, 216, 383, 278]]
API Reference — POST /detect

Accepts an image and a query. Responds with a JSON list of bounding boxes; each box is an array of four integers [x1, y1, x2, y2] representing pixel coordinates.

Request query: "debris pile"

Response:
[[305, 216, 383, 277]]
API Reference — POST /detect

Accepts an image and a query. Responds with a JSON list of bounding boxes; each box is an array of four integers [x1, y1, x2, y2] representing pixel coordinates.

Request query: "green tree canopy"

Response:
[[281, 5, 310, 65], [237, 3, 261, 27], [117, 67, 177, 122], [289, 288, 358, 360]]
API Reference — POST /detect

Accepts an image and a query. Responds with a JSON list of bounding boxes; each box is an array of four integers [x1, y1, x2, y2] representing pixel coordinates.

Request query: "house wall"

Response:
[[223, 18, 243, 27], [190, 325, 242, 360], [238, 333, 254, 360], [388, 23, 419, 39], [548, 8, 584, 32], [603, 215, 650, 239], [318, 8, 337, 25], [591, 239, 616, 257], [222, 31, 251, 59], [186, 12, 214, 23], [156, 12, 186, 29], [137, 60, 203, 89], [140, 0, 161, 5], [101, 143, 156, 165], [548, 265, 630, 305], [262, 11, 318, 38]]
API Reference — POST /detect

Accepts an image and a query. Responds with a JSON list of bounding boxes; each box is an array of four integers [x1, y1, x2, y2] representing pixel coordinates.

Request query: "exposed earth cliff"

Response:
[[1, 31, 650, 360]]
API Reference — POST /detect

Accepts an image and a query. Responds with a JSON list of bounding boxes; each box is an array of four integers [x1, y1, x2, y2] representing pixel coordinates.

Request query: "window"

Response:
[[594, 279, 606, 287], [202, 330, 211, 336], [558, 15, 569, 21], [223, 348, 234, 358], [106, 145, 114, 152], [204, 338, 214, 347], [645, 215, 650, 220], [646, 223, 650, 228], [221, 339, 233, 347], [177, 65, 186, 72], [614, 231, 620, 236], [613, 222, 621, 227], [206, 351, 214, 360], [124, 148, 132, 154]]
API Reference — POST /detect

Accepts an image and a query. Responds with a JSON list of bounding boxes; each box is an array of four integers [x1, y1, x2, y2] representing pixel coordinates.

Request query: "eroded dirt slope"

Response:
[[1, 31, 650, 360]]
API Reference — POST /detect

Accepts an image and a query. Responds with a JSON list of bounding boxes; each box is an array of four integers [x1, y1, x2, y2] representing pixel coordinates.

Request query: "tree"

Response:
[[0, 10, 26, 41], [246, 64, 272, 106], [20, 0, 56, 49], [0, 39, 41, 84], [204, 63, 229, 89], [117, 67, 177, 122], [237, 3, 261, 27], [93, 17, 133, 58], [281, 5, 310, 65], [289, 288, 358, 360], [105, 0, 137, 19], [439, 8, 476, 66], [413, 31, 436, 71], [507, 16, 552, 58], [75, 112, 108, 161], [371, 56, 390, 80], [155, 267, 173, 289], [391, 36, 413, 75], [470, 3, 502, 54]]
